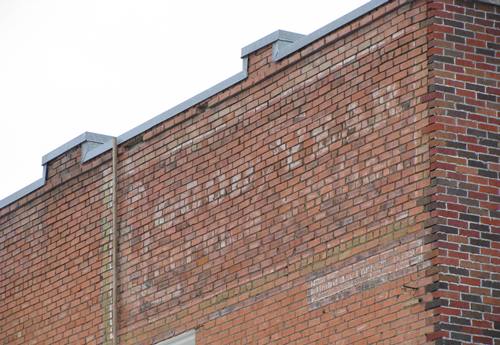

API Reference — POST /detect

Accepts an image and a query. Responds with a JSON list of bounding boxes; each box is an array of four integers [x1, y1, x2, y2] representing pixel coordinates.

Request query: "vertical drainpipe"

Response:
[[111, 137, 119, 345]]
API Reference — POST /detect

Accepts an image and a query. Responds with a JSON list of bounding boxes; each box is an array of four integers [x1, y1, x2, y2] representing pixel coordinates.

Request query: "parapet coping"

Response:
[[0, 0, 395, 209], [0, 132, 113, 208], [1, 0, 426, 209], [72, 0, 395, 164], [241, 30, 306, 59], [41, 132, 113, 164]]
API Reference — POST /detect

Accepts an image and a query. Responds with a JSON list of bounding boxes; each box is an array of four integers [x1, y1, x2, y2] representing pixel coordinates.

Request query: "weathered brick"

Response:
[[1, 1, 498, 345]]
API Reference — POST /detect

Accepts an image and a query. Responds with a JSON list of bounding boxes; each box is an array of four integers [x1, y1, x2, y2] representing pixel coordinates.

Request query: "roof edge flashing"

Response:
[[241, 30, 305, 58], [0, 166, 47, 209], [83, 57, 250, 162], [42, 131, 113, 165], [0, 133, 113, 209], [2, 0, 397, 209], [274, 0, 390, 61]]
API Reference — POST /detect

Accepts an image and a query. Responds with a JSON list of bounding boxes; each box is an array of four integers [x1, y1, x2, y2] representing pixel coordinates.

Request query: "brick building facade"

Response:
[[1, 0, 498, 344]]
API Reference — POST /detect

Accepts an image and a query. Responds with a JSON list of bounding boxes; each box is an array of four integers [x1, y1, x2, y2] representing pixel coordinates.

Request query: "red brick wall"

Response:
[[1, 1, 497, 345], [426, 1, 500, 344], [0, 147, 114, 344]]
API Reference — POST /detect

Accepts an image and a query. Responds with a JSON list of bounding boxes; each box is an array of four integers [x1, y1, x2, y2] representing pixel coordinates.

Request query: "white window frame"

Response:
[[156, 330, 195, 345]]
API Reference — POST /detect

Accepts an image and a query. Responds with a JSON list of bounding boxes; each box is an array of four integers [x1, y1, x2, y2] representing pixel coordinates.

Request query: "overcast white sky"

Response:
[[0, 0, 369, 201]]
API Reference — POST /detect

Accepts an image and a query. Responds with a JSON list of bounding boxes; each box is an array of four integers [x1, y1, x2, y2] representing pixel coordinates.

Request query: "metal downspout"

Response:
[[111, 137, 119, 345]]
